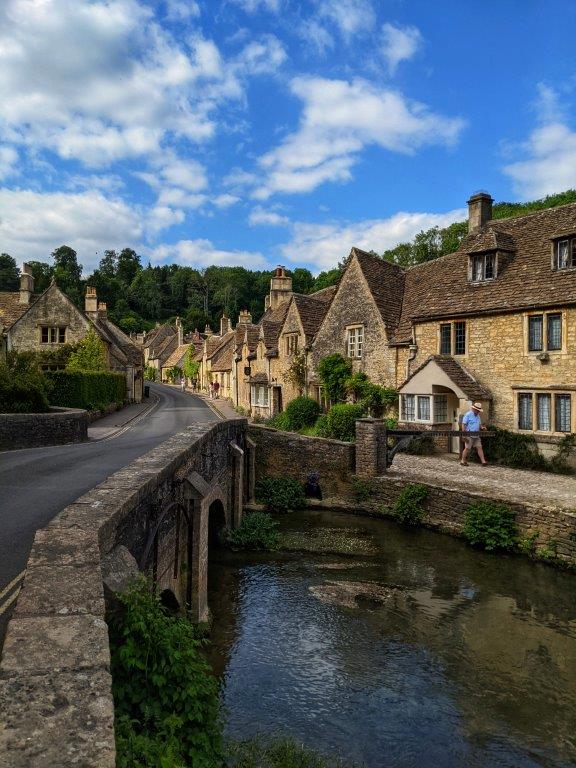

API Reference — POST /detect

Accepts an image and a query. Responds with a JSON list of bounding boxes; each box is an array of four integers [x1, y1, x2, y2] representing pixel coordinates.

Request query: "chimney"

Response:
[[85, 285, 98, 317], [204, 324, 213, 337], [219, 314, 232, 336], [467, 191, 493, 232], [237, 309, 252, 325], [268, 265, 292, 311], [97, 301, 108, 320], [176, 316, 183, 346], [19, 263, 34, 304]]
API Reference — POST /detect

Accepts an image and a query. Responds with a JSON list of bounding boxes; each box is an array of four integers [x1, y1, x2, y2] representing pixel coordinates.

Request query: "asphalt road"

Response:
[[0, 383, 218, 645]]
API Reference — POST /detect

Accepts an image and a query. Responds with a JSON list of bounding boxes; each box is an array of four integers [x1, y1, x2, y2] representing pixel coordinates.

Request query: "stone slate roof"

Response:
[[163, 343, 192, 370], [95, 317, 143, 367], [292, 290, 334, 343], [150, 333, 178, 365], [353, 248, 405, 340], [0, 292, 40, 328], [260, 300, 290, 356], [210, 333, 235, 372], [143, 324, 175, 349], [394, 203, 576, 342], [400, 355, 492, 401], [249, 372, 268, 384]]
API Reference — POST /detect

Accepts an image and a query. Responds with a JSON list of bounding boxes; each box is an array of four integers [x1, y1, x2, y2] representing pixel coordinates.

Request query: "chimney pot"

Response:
[[467, 191, 493, 232], [85, 285, 98, 316], [18, 263, 35, 304]]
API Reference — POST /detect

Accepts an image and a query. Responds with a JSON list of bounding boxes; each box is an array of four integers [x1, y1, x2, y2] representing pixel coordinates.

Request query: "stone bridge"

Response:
[[0, 418, 253, 767]]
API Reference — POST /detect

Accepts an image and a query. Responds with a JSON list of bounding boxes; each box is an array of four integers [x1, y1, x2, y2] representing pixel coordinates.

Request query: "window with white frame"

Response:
[[251, 385, 269, 407], [554, 238, 576, 270], [40, 326, 66, 344], [401, 394, 449, 424], [518, 391, 572, 433], [346, 326, 364, 358], [527, 312, 563, 352], [470, 253, 496, 282]]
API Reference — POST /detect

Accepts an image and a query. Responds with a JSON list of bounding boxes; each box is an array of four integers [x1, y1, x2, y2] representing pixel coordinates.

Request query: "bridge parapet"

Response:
[[0, 418, 249, 768]]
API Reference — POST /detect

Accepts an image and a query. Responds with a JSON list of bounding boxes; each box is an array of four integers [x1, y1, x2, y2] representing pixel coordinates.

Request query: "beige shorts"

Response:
[[464, 437, 482, 448]]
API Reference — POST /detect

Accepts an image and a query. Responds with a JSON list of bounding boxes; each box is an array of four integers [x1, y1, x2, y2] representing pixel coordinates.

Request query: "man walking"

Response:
[[460, 402, 487, 466]]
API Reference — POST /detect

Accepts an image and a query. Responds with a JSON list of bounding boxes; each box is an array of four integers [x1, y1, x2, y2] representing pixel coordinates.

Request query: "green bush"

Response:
[[393, 483, 428, 525], [404, 433, 435, 455], [66, 326, 107, 371], [311, 414, 330, 437], [266, 411, 292, 431], [256, 476, 306, 513], [483, 427, 549, 471], [46, 370, 126, 411], [285, 396, 321, 430], [144, 364, 157, 382], [0, 351, 50, 413], [317, 353, 352, 403], [226, 512, 279, 551], [324, 403, 364, 442], [351, 478, 372, 503], [109, 578, 222, 768], [463, 501, 518, 551]]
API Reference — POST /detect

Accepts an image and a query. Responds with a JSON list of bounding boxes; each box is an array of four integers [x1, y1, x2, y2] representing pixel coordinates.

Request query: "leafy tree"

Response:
[[282, 352, 307, 394], [27, 260, 53, 293], [317, 353, 352, 403], [0, 253, 19, 291], [313, 267, 342, 292], [183, 348, 200, 382], [98, 249, 117, 278], [128, 268, 163, 318], [291, 267, 315, 294], [66, 326, 107, 371], [116, 247, 141, 286], [52, 245, 83, 305]]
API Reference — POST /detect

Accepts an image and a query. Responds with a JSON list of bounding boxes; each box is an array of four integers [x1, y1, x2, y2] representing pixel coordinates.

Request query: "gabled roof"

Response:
[[394, 202, 576, 342], [95, 317, 142, 367], [400, 355, 492, 401], [162, 343, 192, 370], [352, 248, 405, 339], [260, 300, 290, 355], [143, 324, 175, 349], [464, 228, 516, 254], [291, 290, 334, 344], [0, 292, 38, 329], [150, 333, 178, 364]]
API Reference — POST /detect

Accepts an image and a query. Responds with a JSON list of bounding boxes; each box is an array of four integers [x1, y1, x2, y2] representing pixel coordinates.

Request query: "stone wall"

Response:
[[0, 419, 246, 768], [0, 407, 88, 450], [248, 424, 355, 496]]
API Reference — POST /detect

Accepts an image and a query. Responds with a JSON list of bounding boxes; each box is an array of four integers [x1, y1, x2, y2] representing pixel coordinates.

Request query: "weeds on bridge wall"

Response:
[[257, 476, 306, 513], [392, 484, 428, 526], [462, 502, 518, 552], [225, 511, 280, 551]]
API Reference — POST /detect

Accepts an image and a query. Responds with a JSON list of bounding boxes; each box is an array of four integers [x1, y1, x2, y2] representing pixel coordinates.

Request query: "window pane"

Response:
[[555, 395, 571, 432], [434, 394, 447, 422], [347, 329, 356, 358], [518, 393, 533, 429], [528, 315, 543, 351], [41, 327, 49, 343], [485, 254, 495, 279], [402, 395, 415, 421], [357, 327, 363, 358], [58, 327, 66, 343], [547, 314, 562, 351], [454, 322, 466, 355], [439, 324, 451, 354], [572, 239, 576, 267], [537, 394, 551, 431], [417, 396, 430, 421], [472, 255, 483, 281], [558, 240, 569, 268]]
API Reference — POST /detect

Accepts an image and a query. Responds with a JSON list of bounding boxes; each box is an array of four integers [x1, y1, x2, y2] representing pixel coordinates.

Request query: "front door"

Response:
[[272, 386, 283, 414]]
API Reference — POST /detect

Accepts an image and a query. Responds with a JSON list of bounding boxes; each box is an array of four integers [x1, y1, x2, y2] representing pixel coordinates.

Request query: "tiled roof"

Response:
[[95, 317, 142, 367], [211, 339, 234, 372], [292, 290, 334, 343], [162, 343, 192, 369], [400, 355, 492, 401], [0, 292, 38, 328], [394, 203, 576, 341], [309, 284, 338, 301], [143, 324, 175, 349], [206, 331, 234, 361], [260, 301, 290, 352], [463, 228, 516, 254], [249, 372, 268, 384], [353, 248, 405, 340], [150, 334, 178, 364]]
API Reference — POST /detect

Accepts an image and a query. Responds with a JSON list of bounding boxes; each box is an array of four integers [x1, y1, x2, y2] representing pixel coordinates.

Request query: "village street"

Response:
[[0, 383, 218, 645]]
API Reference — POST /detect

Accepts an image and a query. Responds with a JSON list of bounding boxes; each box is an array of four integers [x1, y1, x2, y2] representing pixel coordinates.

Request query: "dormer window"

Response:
[[470, 252, 496, 282], [555, 238, 576, 270]]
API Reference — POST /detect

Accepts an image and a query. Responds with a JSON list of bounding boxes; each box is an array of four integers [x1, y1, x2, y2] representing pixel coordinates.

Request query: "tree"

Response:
[[98, 250, 117, 278], [313, 267, 342, 292], [291, 267, 315, 295], [283, 352, 308, 395], [0, 253, 19, 291], [52, 245, 83, 305], [66, 326, 107, 371], [128, 269, 163, 318], [182, 348, 200, 382], [27, 261, 53, 293], [117, 248, 141, 286]]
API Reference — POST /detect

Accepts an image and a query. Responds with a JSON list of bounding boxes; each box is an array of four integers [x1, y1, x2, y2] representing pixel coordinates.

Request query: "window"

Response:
[[438, 321, 466, 356], [537, 394, 551, 431], [402, 393, 448, 423], [251, 385, 269, 407], [402, 394, 415, 421], [555, 238, 576, 270], [346, 326, 364, 358], [434, 394, 448, 423], [285, 334, 299, 356], [40, 326, 66, 344], [417, 396, 430, 421], [528, 313, 563, 352], [470, 253, 496, 282], [556, 395, 571, 432], [518, 393, 533, 430]]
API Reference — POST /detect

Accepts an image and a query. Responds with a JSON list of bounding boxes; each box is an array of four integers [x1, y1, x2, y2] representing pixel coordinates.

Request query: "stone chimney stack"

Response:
[[204, 324, 213, 337], [19, 263, 34, 305], [85, 285, 98, 317], [219, 314, 232, 336], [176, 316, 183, 346], [237, 309, 252, 325], [97, 301, 108, 320], [267, 265, 292, 311], [467, 191, 493, 232]]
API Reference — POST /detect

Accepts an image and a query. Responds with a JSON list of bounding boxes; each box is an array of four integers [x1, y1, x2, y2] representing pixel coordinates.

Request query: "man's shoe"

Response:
[[460, 461, 468, 466]]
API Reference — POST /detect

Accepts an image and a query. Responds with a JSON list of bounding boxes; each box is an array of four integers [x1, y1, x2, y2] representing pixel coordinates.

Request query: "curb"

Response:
[[89, 395, 160, 442]]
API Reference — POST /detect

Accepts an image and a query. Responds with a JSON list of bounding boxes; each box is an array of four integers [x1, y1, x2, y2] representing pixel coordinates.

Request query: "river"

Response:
[[207, 509, 576, 768]]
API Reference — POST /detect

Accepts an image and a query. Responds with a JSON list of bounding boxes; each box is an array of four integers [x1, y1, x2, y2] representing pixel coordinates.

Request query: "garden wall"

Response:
[[0, 407, 88, 451]]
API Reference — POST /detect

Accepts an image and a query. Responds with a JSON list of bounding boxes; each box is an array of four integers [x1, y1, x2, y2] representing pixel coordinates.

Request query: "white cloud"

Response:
[[0, 187, 142, 268], [254, 76, 465, 198], [147, 238, 268, 268], [147, 205, 186, 233], [0, 146, 18, 180], [248, 206, 290, 226], [381, 22, 422, 74], [213, 193, 240, 208], [235, 34, 287, 76], [228, 0, 281, 13], [279, 208, 467, 270], [165, 0, 200, 20], [318, 0, 375, 41]]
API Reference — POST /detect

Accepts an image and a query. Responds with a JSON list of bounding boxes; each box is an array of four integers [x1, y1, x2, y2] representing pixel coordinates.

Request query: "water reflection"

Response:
[[207, 510, 576, 768]]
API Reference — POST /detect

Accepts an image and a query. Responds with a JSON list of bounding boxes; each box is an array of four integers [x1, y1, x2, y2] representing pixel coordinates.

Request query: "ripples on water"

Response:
[[207, 510, 576, 768]]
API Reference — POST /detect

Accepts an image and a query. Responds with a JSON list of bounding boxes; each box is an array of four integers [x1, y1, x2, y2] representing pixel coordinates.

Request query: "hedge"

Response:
[[46, 370, 126, 411]]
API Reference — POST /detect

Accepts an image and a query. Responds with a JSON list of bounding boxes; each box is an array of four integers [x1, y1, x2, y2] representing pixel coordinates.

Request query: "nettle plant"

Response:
[[463, 501, 518, 551]]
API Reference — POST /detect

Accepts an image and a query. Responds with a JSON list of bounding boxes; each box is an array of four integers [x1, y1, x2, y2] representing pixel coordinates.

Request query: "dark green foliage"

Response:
[[46, 370, 126, 411], [27, 260, 53, 293], [312, 267, 342, 292], [393, 483, 428, 525], [0, 351, 50, 413], [463, 502, 518, 551], [492, 189, 576, 219], [285, 396, 321, 430], [404, 433, 435, 455], [225, 511, 280, 551], [483, 427, 550, 471], [52, 245, 83, 306], [351, 478, 373, 503], [144, 365, 157, 382], [108, 578, 222, 768], [266, 411, 292, 431], [291, 267, 315, 294], [317, 354, 352, 403], [345, 372, 397, 417], [324, 403, 364, 442], [257, 476, 306, 513], [65, 326, 107, 371], [226, 736, 356, 767], [0, 253, 19, 291], [311, 414, 330, 437]]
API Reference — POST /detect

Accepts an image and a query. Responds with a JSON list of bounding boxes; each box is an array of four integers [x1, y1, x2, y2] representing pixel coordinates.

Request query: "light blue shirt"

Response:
[[462, 410, 481, 432]]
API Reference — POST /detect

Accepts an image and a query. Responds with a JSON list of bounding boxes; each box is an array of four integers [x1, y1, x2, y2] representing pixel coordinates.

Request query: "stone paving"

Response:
[[391, 454, 576, 508]]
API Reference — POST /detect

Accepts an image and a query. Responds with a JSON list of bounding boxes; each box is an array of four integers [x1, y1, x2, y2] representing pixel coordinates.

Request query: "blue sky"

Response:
[[1, 0, 575, 275]]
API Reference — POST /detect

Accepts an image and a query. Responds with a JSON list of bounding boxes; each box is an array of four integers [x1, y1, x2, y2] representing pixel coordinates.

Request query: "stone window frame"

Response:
[[524, 310, 566, 355], [400, 393, 448, 425], [345, 324, 364, 359], [285, 333, 299, 356], [250, 384, 269, 408], [468, 251, 497, 283], [437, 320, 466, 357], [551, 236, 576, 271], [40, 325, 66, 344], [515, 389, 573, 434]]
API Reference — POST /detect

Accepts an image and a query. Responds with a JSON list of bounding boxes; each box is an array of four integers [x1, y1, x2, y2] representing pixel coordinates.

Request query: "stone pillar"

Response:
[[355, 418, 388, 477], [245, 437, 256, 502], [190, 499, 209, 623], [230, 441, 244, 528]]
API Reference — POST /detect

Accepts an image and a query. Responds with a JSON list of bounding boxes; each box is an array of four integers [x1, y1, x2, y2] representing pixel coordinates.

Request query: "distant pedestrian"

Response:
[[213, 380, 220, 399], [460, 402, 487, 466], [180, 378, 186, 392]]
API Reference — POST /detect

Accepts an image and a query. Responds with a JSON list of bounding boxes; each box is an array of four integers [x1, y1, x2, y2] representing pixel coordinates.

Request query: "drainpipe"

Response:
[[406, 343, 418, 380]]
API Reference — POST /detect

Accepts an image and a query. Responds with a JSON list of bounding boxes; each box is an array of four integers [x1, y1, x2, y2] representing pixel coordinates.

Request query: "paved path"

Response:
[[0, 383, 218, 645], [391, 454, 576, 507]]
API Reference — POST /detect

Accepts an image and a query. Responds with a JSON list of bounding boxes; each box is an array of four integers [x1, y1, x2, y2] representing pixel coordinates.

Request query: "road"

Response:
[[0, 383, 218, 645]]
